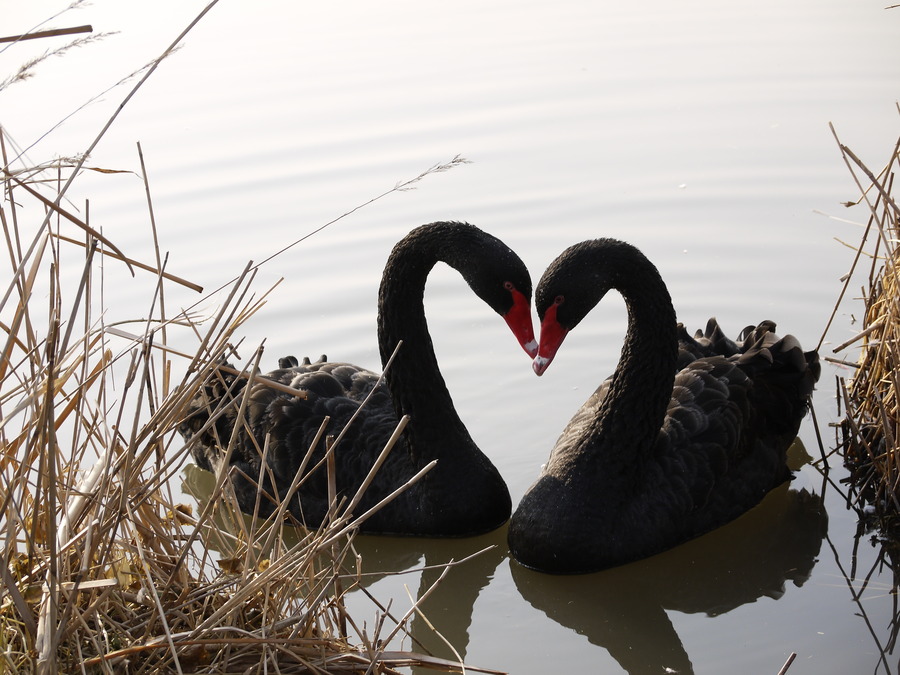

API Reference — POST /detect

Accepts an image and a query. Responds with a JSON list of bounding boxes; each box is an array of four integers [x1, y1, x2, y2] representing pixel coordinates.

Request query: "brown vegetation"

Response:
[[0, 8, 486, 673], [825, 112, 900, 522]]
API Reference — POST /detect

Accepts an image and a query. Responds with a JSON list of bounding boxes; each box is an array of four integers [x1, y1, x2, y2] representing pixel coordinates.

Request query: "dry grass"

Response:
[[826, 108, 900, 522], [0, 8, 490, 675], [0, 141, 493, 675]]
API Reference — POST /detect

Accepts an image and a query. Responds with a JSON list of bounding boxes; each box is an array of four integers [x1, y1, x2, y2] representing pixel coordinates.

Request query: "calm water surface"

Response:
[[3, 1, 900, 672]]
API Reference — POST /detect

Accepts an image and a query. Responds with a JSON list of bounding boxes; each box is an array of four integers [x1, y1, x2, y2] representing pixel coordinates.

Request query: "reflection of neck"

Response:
[[597, 593, 693, 675], [511, 562, 693, 675], [408, 533, 506, 671]]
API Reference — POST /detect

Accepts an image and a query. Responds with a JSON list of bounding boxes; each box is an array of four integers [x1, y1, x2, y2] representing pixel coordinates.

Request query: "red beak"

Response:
[[503, 288, 538, 357], [532, 304, 568, 376]]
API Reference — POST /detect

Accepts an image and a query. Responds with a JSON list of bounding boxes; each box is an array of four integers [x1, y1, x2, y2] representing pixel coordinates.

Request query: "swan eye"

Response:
[[554, 295, 565, 305], [503, 281, 515, 292]]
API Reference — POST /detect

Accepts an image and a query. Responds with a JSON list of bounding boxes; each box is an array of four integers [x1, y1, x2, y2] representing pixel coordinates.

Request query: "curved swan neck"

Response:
[[376, 224, 474, 458], [589, 245, 679, 471]]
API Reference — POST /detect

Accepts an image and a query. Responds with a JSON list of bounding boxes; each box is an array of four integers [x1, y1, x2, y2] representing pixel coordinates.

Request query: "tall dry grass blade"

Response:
[[0, 25, 93, 44], [340, 415, 410, 520], [51, 232, 203, 292], [319, 459, 438, 551], [3, 38, 484, 668], [0, 231, 48, 380], [9, 176, 134, 275]]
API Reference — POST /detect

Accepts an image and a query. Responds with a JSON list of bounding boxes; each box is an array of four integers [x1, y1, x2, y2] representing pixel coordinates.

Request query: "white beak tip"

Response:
[[532, 355, 551, 376]]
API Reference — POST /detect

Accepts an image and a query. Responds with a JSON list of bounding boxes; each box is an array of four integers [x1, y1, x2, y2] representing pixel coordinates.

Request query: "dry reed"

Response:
[[0, 146, 492, 674], [0, 8, 490, 674], [826, 108, 900, 523]]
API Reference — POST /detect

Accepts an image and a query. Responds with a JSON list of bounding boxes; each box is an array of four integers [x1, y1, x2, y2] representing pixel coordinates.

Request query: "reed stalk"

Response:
[[0, 7, 485, 671], [828, 111, 900, 524], [0, 136, 487, 674]]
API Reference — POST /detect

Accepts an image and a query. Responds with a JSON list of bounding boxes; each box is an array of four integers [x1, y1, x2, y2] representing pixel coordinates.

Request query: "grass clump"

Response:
[[0, 151, 376, 674], [826, 110, 900, 526], [0, 138, 488, 675], [0, 9, 487, 673]]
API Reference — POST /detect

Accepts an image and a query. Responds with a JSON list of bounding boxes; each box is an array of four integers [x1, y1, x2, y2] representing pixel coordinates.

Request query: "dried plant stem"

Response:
[[1, 6, 488, 667], [0, 25, 93, 44], [833, 113, 900, 525], [51, 232, 202, 292], [776, 652, 797, 675]]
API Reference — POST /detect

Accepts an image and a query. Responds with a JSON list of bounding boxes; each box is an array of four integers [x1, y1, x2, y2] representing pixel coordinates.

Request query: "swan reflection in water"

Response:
[[184, 442, 825, 675], [511, 442, 827, 675], [181, 463, 507, 672], [349, 529, 507, 670]]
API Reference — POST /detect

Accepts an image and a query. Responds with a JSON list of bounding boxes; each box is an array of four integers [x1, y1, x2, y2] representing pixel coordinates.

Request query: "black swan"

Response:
[[180, 222, 537, 537], [507, 238, 820, 573]]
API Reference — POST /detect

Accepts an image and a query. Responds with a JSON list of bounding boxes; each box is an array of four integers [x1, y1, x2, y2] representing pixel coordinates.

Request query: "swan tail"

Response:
[[676, 317, 741, 368], [729, 323, 821, 455]]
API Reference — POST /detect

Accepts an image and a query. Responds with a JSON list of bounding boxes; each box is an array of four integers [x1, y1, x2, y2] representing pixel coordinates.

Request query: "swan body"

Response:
[[179, 222, 536, 537], [508, 238, 820, 573]]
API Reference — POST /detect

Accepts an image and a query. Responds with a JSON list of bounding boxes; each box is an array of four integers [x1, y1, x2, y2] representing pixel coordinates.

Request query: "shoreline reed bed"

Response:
[[1, 7, 490, 672], [1, 10, 485, 665], [826, 110, 900, 527], [0, 139, 493, 674]]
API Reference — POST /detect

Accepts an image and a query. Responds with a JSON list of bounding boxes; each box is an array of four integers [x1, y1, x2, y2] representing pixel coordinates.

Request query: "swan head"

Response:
[[442, 222, 536, 357], [532, 239, 632, 375]]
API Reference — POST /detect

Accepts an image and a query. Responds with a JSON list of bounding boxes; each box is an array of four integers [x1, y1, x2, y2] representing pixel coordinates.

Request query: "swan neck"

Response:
[[594, 257, 678, 466], [377, 230, 468, 459]]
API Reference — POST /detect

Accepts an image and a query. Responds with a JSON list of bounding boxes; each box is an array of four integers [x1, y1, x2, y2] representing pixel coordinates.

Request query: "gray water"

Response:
[[3, 1, 899, 672]]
